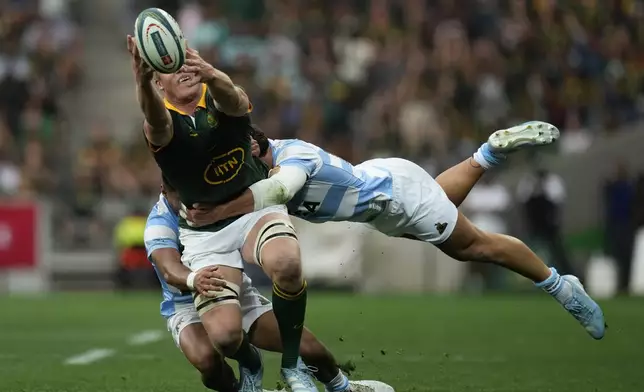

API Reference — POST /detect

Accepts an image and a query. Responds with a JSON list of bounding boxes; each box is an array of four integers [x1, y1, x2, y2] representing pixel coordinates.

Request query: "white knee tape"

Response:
[[253, 219, 297, 265], [193, 281, 241, 317]]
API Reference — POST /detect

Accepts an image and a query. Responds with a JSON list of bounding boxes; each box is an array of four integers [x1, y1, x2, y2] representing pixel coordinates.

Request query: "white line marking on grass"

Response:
[[127, 330, 163, 346], [349, 353, 507, 364], [64, 348, 116, 365]]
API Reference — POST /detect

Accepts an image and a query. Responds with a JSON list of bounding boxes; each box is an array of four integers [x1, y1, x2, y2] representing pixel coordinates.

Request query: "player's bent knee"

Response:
[[254, 219, 302, 282], [454, 231, 503, 263], [253, 218, 299, 264], [211, 326, 244, 357], [265, 247, 302, 284], [442, 225, 489, 263], [194, 280, 244, 354]]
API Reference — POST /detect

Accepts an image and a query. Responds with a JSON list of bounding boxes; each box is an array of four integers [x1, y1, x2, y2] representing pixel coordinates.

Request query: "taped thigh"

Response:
[[253, 219, 298, 266], [193, 281, 241, 317]]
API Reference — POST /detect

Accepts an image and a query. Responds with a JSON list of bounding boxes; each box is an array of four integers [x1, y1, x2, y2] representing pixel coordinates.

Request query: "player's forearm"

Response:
[[151, 249, 191, 290], [137, 79, 170, 128], [218, 189, 256, 219], [205, 69, 249, 117], [163, 266, 192, 291], [137, 79, 172, 144]]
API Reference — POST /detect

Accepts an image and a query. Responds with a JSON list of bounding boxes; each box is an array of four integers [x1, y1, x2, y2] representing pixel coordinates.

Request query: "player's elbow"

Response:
[[224, 97, 250, 117], [144, 121, 173, 147]]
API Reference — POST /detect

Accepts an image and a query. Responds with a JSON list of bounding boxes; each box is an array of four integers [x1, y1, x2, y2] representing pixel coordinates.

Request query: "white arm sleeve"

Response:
[[249, 165, 308, 211]]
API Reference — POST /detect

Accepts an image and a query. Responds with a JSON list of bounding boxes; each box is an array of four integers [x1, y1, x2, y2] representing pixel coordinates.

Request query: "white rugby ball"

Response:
[[134, 8, 186, 74]]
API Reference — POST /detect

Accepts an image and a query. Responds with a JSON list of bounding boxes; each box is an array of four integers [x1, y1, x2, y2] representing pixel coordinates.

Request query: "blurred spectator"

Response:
[[463, 175, 512, 237], [517, 168, 575, 275], [0, 119, 21, 196], [634, 174, 644, 231], [560, 110, 593, 154], [159, 0, 644, 167], [114, 208, 155, 289], [0, 0, 81, 198], [603, 163, 635, 293]]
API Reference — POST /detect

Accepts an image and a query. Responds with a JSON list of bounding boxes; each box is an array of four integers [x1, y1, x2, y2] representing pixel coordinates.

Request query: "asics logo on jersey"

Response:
[[435, 222, 448, 235]]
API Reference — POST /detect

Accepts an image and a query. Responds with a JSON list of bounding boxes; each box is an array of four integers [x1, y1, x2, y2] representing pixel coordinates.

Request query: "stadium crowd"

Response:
[[170, 0, 644, 168], [0, 0, 81, 199], [2, 0, 644, 258]]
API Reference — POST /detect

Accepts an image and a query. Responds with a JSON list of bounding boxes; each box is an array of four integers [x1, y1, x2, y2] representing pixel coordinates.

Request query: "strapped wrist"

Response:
[[186, 271, 196, 290]]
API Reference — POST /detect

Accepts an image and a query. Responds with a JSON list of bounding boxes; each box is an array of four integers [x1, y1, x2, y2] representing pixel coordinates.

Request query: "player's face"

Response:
[[156, 71, 202, 102]]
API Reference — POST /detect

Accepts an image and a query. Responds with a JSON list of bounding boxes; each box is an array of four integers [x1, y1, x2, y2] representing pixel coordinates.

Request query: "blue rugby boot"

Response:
[[536, 268, 606, 340], [238, 345, 264, 392]]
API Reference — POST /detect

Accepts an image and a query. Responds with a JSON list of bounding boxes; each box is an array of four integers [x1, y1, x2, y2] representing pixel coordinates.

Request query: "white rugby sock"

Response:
[[535, 267, 572, 303], [472, 143, 505, 170], [325, 370, 350, 392]]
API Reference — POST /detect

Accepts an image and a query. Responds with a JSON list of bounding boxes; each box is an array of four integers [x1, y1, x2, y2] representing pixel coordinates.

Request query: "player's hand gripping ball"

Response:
[[134, 8, 187, 74]]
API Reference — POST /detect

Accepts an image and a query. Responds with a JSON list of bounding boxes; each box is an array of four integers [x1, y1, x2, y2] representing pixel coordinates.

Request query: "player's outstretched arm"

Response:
[[183, 165, 307, 226], [127, 35, 173, 147], [181, 47, 250, 117]]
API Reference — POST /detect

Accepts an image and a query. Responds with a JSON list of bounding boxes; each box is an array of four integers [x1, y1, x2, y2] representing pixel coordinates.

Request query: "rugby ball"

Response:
[[134, 8, 186, 74]]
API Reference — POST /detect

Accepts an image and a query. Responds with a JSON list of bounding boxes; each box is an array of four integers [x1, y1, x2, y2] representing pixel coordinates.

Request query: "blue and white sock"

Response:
[[325, 370, 350, 392], [534, 267, 572, 303], [472, 143, 506, 170]]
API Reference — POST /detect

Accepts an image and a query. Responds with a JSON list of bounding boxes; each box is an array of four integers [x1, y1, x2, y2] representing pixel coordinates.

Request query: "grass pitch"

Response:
[[0, 292, 642, 392]]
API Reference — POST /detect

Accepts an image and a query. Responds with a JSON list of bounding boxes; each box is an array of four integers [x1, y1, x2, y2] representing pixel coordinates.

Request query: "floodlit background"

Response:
[[0, 0, 643, 391]]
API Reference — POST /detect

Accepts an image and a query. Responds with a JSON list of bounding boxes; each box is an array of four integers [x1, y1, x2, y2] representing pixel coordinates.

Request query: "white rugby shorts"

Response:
[[179, 205, 288, 270], [166, 273, 273, 349], [363, 158, 458, 245]]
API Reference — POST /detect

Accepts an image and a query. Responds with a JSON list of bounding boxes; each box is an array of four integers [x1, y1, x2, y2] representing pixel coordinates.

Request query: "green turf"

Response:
[[0, 292, 642, 392]]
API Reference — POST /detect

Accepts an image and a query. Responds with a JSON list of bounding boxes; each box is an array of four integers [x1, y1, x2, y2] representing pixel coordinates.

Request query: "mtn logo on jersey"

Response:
[[204, 147, 245, 185]]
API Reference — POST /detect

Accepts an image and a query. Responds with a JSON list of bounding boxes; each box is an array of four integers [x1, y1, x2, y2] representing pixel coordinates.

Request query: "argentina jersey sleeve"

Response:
[[272, 139, 323, 178], [144, 202, 180, 258]]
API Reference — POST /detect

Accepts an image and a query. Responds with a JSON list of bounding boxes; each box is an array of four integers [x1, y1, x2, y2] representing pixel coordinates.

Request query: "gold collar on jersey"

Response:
[[164, 84, 207, 115]]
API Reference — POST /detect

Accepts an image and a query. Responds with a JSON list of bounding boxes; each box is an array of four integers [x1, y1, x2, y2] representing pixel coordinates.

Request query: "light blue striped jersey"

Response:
[[144, 195, 192, 318], [270, 139, 393, 223]]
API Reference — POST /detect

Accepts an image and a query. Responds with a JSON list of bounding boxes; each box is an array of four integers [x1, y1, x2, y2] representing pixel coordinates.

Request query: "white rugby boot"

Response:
[[281, 365, 319, 392], [489, 121, 559, 153], [472, 121, 559, 169]]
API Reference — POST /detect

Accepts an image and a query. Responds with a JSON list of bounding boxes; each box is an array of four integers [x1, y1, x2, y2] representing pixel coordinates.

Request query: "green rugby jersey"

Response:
[[150, 85, 267, 231]]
